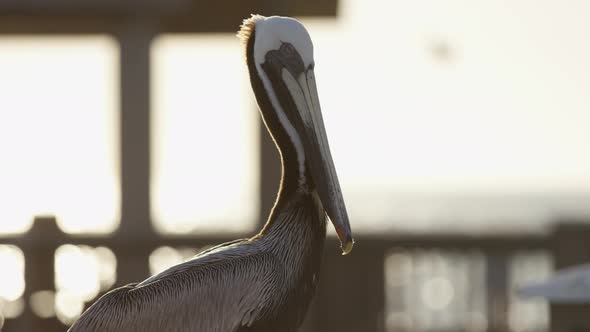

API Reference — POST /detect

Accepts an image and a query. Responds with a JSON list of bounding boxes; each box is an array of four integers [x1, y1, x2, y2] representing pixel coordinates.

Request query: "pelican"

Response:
[[68, 15, 354, 332]]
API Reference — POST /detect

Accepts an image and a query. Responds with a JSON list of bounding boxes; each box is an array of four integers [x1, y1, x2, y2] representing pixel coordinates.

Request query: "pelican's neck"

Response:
[[256, 68, 309, 193], [267, 117, 310, 200], [257, 98, 313, 233], [245, 30, 314, 228], [259, 190, 326, 267]]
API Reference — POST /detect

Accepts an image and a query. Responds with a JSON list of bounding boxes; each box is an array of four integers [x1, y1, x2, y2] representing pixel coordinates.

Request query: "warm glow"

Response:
[[53, 244, 117, 323], [0, 298, 25, 319], [0, 35, 119, 234], [55, 245, 101, 301], [30, 290, 56, 318], [421, 276, 455, 310], [149, 246, 199, 276], [55, 290, 84, 325], [151, 35, 258, 234], [0, 245, 25, 302], [94, 246, 117, 290]]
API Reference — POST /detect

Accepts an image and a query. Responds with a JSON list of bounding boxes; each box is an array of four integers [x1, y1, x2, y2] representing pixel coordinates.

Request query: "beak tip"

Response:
[[340, 238, 354, 255]]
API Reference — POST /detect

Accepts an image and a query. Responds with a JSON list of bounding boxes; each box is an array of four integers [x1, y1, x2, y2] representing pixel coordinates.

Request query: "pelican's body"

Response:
[[69, 15, 353, 332]]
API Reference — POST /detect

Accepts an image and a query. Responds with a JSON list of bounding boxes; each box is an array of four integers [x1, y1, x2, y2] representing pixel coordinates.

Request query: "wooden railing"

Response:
[[5, 216, 583, 332]]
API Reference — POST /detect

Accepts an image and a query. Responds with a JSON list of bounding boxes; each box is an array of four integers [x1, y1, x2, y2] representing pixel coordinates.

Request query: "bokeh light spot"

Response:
[[421, 276, 455, 310], [30, 290, 56, 318], [0, 245, 25, 302]]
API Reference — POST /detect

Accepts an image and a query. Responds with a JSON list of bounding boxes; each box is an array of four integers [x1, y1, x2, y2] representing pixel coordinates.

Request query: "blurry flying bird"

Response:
[[68, 15, 354, 332]]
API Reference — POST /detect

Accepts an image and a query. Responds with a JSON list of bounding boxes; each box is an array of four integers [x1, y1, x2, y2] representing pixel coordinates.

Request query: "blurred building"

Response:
[[1, 1, 590, 331]]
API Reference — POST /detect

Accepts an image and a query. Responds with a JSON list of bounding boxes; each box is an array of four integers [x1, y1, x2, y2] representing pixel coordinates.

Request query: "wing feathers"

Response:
[[68, 245, 284, 332]]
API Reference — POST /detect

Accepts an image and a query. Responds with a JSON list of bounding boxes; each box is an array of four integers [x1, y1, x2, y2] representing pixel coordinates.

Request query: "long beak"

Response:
[[281, 67, 354, 255]]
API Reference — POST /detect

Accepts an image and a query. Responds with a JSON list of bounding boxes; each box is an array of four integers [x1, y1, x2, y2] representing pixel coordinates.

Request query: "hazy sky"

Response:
[[1, 0, 590, 236]]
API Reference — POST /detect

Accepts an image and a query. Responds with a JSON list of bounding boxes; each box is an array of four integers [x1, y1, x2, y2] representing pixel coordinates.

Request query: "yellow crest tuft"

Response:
[[237, 14, 265, 47]]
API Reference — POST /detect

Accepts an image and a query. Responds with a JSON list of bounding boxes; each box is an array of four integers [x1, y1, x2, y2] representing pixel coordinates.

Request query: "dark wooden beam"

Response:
[[19, 217, 63, 332], [116, 19, 155, 239], [0, 0, 188, 13], [0, 229, 552, 253], [551, 222, 590, 332], [114, 19, 156, 284], [160, 0, 338, 33], [0, 0, 338, 34], [0, 0, 336, 16], [486, 254, 509, 332]]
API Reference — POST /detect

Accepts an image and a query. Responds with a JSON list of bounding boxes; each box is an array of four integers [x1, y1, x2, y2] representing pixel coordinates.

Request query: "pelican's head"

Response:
[[238, 15, 354, 255]]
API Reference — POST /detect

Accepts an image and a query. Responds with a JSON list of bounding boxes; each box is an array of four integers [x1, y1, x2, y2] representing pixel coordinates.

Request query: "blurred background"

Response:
[[1, 0, 590, 331]]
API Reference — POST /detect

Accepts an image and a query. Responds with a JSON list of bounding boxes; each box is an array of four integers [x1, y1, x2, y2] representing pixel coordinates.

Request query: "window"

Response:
[[151, 35, 258, 234], [0, 36, 119, 234]]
